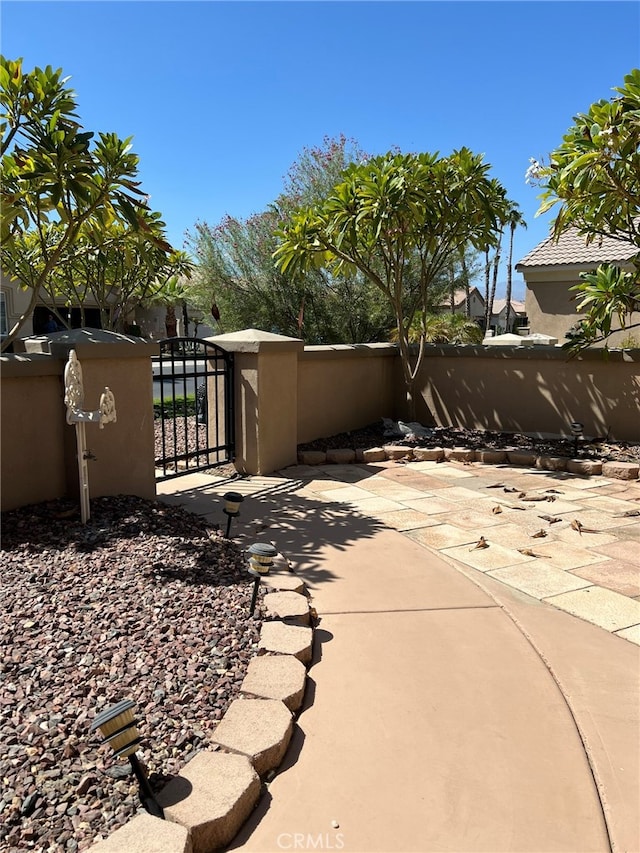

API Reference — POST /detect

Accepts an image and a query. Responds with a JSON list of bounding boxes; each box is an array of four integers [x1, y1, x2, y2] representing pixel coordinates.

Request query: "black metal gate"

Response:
[[154, 337, 234, 479]]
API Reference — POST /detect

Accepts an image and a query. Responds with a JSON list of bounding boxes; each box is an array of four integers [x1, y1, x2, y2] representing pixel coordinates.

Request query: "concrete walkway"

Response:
[[157, 458, 640, 853]]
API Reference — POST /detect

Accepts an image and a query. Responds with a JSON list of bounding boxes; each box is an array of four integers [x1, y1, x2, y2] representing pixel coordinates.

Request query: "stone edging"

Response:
[[90, 573, 314, 853], [298, 446, 640, 481]]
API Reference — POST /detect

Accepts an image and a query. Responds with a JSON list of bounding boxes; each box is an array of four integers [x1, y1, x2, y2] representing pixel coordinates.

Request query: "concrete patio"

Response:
[[157, 456, 640, 853]]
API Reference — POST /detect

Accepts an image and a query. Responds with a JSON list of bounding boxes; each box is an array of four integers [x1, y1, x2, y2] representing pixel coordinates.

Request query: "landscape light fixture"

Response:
[[90, 699, 165, 819], [247, 542, 278, 616], [223, 491, 244, 538], [569, 421, 584, 457]]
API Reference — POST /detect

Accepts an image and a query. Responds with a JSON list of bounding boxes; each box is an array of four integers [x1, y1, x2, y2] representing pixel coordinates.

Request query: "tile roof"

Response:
[[516, 228, 637, 268], [491, 299, 526, 315]]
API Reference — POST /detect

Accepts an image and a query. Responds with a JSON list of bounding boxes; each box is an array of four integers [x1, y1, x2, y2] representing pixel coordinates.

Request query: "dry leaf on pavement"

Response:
[[531, 529, 548, 538], [470, 536, 489, 551]]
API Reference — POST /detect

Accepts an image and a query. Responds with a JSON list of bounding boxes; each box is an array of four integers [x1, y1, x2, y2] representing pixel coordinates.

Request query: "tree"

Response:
[[504, 205, 526, 332], [45, 214, 193, 331], [533, 68, 640, 351], [0, 57, 174, 350], [185, 136, 395, 344], [275, 149, 508, 417]]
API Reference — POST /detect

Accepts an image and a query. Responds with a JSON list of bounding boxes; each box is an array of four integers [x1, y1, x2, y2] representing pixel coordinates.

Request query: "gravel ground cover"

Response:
[[298, 421, 640, 463], [0, 496, 262, 852]]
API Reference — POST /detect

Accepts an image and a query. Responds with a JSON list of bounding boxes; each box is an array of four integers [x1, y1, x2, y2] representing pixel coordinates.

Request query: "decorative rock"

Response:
[[475, 448, 507, 464], [263, 573, 306, 594], [297, 451, 326, 465], [444, 447, 476, 462], [240, 655, 307, 711], [211, 699, 293, 776], [89, 813, 192, 853], [413, 447, 444, 462], [361, 447, 387, 463], [507, 450, 537, 467], [567, 458, 603, 477], [326, 448, 356, 464], [158, 751, 259, 853], [602, 460, 640, 481], [383, 445, 414, 460], [263, 591, 310, 625], [536, 456, 568, 472], [259, 622, 313, 663]]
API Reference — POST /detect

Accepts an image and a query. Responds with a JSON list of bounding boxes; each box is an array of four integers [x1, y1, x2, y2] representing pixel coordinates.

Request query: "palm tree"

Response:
[[504, 206, 527, 332]]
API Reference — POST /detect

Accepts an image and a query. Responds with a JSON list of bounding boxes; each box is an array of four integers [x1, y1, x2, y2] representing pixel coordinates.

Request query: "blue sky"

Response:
[[2, 0, 639, 298]]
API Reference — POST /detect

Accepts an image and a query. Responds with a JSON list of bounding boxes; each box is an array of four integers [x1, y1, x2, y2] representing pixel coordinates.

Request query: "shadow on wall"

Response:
[[416, 347, 640, 441]]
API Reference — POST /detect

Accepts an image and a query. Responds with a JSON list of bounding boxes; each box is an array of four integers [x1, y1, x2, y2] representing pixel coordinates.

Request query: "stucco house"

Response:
[[516, 229, 638, 346], [438, 287, 485, 322], [490, 298, 528, 334]]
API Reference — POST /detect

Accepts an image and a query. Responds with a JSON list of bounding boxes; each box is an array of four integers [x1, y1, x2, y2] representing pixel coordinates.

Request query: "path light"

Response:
[[90, 699, 164, 819], [570, 421, 584, 457], [223, 491, 244, 538], [247, 542, 278, 616]]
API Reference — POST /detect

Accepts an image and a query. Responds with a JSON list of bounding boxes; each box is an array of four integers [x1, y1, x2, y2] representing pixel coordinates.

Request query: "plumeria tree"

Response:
[[1, 57, 177, 349], [532, 68, 640, 351], [275, 149, 508, 417]]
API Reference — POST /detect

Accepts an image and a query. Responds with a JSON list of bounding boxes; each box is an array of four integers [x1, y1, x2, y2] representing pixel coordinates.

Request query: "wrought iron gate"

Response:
[[154, 337, 234, 479]]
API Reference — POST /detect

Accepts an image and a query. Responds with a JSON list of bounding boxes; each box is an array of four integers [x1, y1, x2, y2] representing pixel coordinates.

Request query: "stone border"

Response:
[[90, 576, 314, 853], [297, 446, 639, 481]]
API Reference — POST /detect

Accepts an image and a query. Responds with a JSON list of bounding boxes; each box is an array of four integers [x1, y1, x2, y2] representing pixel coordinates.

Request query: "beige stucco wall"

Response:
[[297, 344, 398, 444], [524, 266, 639, 347], [1, 356, 67, 509], [412, 345, 640, 442], [1, 333, 158, 511]]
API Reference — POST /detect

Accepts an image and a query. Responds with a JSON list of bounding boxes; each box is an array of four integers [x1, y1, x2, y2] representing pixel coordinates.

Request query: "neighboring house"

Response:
[[516, 229, 638, 346], [490, 298, 528, 334], [437, 287, 485, 323], [0, 271, 104, 344]]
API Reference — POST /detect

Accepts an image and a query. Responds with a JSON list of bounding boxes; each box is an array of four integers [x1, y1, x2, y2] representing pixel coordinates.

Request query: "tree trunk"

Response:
[[483, 249, 491, 331], [505, 224, 515, 332], [488, 246, 500, 333], [460, 250, 471, 318]]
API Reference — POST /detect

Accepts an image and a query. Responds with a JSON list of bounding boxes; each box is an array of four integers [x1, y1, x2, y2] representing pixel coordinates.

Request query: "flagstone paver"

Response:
[[570, 560, 640, 598], [440, 542, 536, 572], [343, 496, 406, 514], [372, 509, 441, 530], [406, 523, 481, 550], [487, 564, 594, 599], [546, 586, 640, 633]]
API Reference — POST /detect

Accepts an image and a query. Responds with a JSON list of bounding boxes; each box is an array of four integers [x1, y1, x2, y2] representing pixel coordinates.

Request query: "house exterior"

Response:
[[490, 298, 528, 334], [516, 229, 638, 346], [437, 287, 485, 322]]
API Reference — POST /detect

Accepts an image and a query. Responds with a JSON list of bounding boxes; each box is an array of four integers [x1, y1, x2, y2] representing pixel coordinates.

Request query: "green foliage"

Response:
[[535, 69, 640, 353], [186, 135, 395, 343], [390, 312, 484, 345], [153, 393, 196, 420], [0, 56, 177, 348], [275, 148, 508, 414]]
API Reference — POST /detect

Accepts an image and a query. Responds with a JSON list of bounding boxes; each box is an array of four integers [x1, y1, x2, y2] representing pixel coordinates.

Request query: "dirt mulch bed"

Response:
[[298, 422, 640, 464], [0, 496, 262, 852]]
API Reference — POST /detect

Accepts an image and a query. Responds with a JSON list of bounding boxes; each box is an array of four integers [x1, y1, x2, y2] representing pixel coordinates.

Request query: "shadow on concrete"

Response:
[[157, 474, 388, 591]]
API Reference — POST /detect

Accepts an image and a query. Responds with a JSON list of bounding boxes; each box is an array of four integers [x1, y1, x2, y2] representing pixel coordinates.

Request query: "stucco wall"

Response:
[[412, 345, 640, 442], [524, 267, 639, 348], [1, 335, 158, 512], [1, 356, 67, 509], [297, 344, 398, 444]]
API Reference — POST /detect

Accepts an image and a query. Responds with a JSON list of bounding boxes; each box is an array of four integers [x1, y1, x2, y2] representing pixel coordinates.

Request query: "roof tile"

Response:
[[517, 228, 636, 268]]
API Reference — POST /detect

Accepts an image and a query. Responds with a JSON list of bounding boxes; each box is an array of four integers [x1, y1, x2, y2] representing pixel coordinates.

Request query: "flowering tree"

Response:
[[531, 68, 640, 351], [275, 149, 508, 417], [186, 135, 394, 343]]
